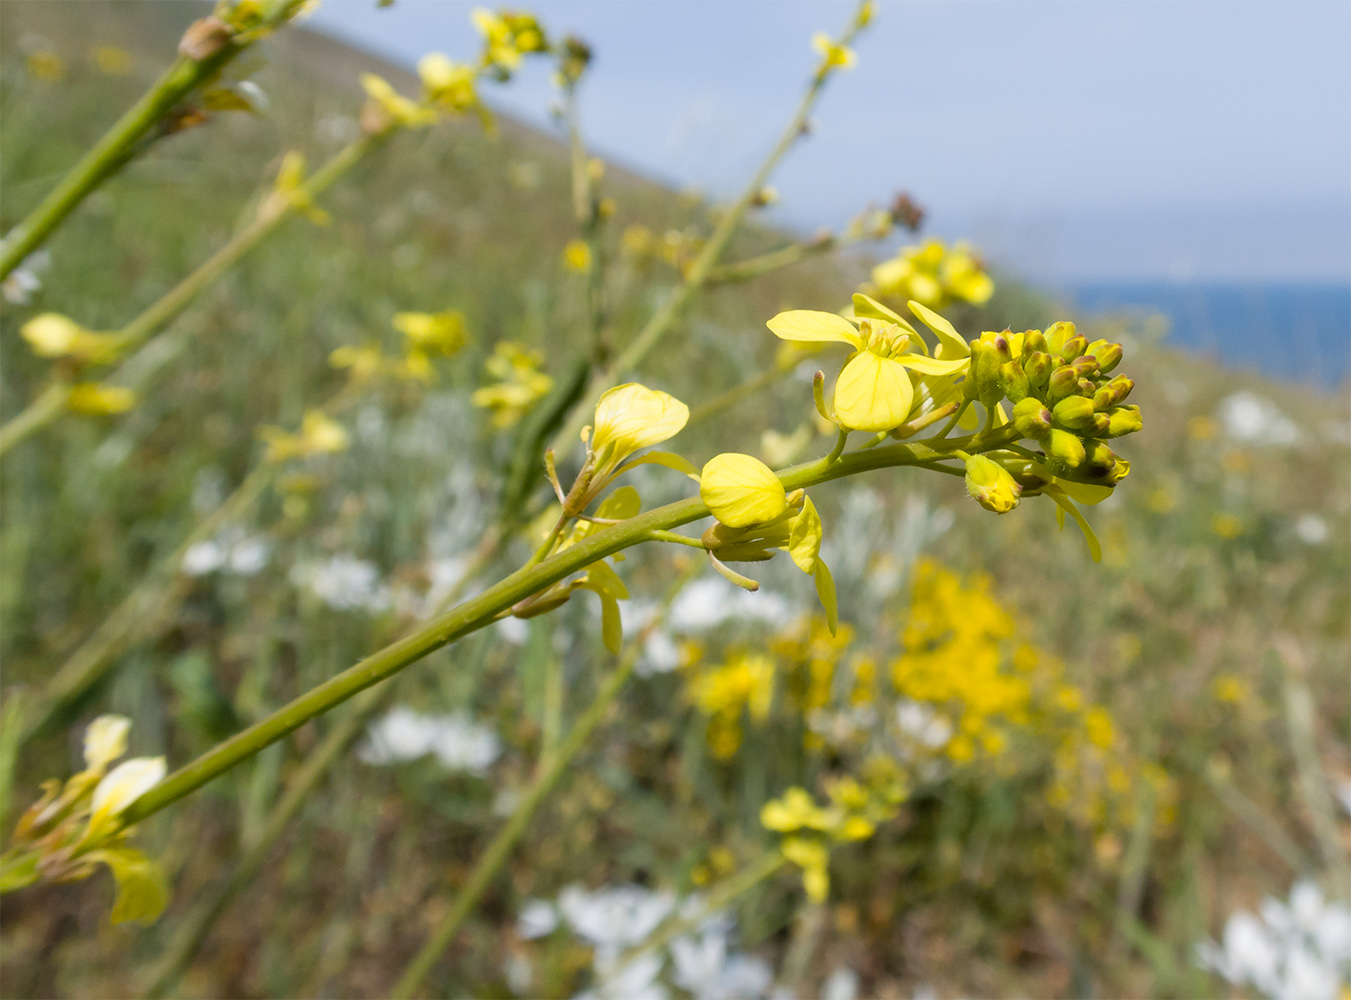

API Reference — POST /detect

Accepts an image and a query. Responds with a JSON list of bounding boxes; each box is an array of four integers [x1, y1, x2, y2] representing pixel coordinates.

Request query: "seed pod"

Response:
[[1046, 428, 1086, 469], [1052, 395, 1097, 431], [1012, 397, 1052, 438], [1023, 351, 1054, 389], [999, 360, 1030, 403]]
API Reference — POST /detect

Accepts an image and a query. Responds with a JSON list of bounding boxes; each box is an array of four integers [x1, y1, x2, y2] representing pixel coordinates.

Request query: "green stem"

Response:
[[0, 382, 68, 458], [0, 132, 389, 454], [547, 8, 871, 456], [21, 464, 276, 742], [141, 685, 391, 999], [686, 364, 791, 425], [120, 439, 957, 827], [389, 569, 697, 998], [0, 0, 308, 280], [645, 529, 707, 549], [606, 850, 789, 983]]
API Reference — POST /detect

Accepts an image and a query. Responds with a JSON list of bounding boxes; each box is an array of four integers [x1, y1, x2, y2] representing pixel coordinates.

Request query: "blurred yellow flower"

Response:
[[360, 73, 437, 129], [259, 409, 349, 463], [88, 757, 166, 836], [472, 341, 554, 428], [392, 309, 469, 356], [90, 44, 133, 75], [22, 313, 125, 365], [562, 238, 593, 273], [811, 32, 856, 70], [27, 50, 66, 82], [66, 383, 136, 415], [1211, 513, 1244, 539]]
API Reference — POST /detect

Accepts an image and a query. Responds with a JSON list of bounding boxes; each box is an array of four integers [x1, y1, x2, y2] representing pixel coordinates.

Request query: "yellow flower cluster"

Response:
[[257, 410, 349, 464], [2, 716, 168, 924], [330, 309, 469, 387], [865, 239, 994, 310], [20, 314, 139, 415], [471, 341, 555, 428], [686, 651, 775, 759]]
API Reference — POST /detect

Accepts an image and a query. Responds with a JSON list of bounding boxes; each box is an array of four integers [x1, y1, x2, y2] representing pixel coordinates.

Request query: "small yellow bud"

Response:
[[963, 454, 1021, 514], [700, 453, 786, 528], [67, 383, 136, 415], [83, 716, 131, 773]]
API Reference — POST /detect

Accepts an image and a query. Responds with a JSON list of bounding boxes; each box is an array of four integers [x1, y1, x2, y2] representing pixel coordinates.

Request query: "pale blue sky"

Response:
[[309, 0, 1351, 283]]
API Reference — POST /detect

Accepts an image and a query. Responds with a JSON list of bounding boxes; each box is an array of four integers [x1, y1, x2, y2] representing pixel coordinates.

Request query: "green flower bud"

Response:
[[1069, 355, 1100, 378], [1103, 404, 1143, 437], [1052, 394, 1097, 431], [1083, 438, 1118, 472], [1045, 321, 1077, 356], [1078, 377, 1097, 397], [972, 340, 1003, 407], [992, 334, 1013, 364], [1104, 374, 1134, 404], [1092, 342, 1123, 373], [1090, 412, 1111, 436], [1012, 397, 1052, 438], [999, 360, 1030, 403], [1001, 458, 1053, 492], [1059, 335, 1088, 363], [1022, 329, 1049, 356], [1046, 428, 1085, 468], [964, 454, 1021, 514], [1022, 350, 1054, 389], [1046, 366, 1079, 403]]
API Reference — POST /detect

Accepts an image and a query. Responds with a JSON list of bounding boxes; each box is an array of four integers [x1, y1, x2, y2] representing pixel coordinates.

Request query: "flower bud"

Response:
[[1022, 329, 1049, 356], [1078, 378, 1097, 397], [1045, 321, 1077, 356], [1059, 335, 1088, 363], [1022, 350, 1053, 389], [1002, 458, 1053, 492], [1103, 404, 1143, 437], [991, 334, 1013, 365], [999, 360, 1029, 403], [1052, 395, 1097, 431], [1046, 428, 1085, 468], [1083, 438, 1118, 473], [1012, 397, 1052, 438], [1069, 355, 1099, 378], [1104, 374, 1134, 404], [1086, 340, 1124, 373], [971, 340, 1003, 407], [1046, 366, 1079, 403], [963, 454, 1021, 514]]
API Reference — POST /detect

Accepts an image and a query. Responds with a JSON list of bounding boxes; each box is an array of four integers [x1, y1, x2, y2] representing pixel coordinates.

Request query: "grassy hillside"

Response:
[[1, 3, 1347, 999]]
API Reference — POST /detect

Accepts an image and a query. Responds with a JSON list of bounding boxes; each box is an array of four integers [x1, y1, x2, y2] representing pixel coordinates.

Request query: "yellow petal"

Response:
[[89, 757, 166, 830], [21, 313, 82, 356], [591, 383, 689, 464], [787, 496, 823, 573], [907, 301, 970, 359], [766, 310, 861, 348], [84, 716, 131, 772], [700, 453, 787, 528], [896, 353, 968, 376], [832, 352, 914, 432]]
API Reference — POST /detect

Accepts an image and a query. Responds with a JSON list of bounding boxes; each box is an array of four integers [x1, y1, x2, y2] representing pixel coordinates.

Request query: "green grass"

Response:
[[1, 3, 1347, 998]]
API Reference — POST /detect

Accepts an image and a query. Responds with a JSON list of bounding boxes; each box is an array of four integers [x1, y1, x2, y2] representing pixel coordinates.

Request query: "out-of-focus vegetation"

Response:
[[1, 3, 1348, 998]]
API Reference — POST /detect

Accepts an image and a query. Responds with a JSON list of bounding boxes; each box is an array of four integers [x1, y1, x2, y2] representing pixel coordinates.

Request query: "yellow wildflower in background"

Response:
[[866, 239, 994, 309], [90, 45, 133, 75], [259, 410, 350, 463], [67, 383, 136, 415], [392, 309, 469, 356], [27, 50, 66, 82], [21, 313, 125, 365], [562, 239, 593, 273], [811, 32, 856, 71], [471, 341, 554, 428], [360, 73, 437, 129], [417, 53, 481, 114]]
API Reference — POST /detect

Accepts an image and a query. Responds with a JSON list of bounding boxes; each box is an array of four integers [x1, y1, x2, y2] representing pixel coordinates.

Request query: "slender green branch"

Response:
[[547, 7, 872, 456], [119, 438, 954, 827], [686, 364, 792, 425], [0, 0, 309, 279], [390, 568, 698, 998], [645, 529, 707, 549], [0, 132, 390, 457]]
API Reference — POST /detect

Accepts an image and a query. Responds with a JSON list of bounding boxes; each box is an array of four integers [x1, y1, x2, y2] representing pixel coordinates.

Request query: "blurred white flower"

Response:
[[358, 707, 500, 776], [1196, 879, 1351, 1000], [2, 250, 49, 305], [559, 884, 676, 953], [183, 529, 271, 577], [182, 540, 226, 576], [896, 700, 953, 749], [670, 926, 772, 1000], [821, 966, 860, 1000], [1217, 391, 1301, 447], [584, 952, 668, 1000], [670, 578, 792, 633], [518, 898, 560, 939], [291, 554, 391, 612], [1294, 514, 1329, 545]]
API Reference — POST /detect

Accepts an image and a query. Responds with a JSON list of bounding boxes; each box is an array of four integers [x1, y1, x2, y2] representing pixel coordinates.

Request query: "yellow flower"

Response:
[[27, 50, 66, 82], [67, 383, 136, 415], [22, 313, 125, 364], [782, 836, 831, 902], [811, 32, 856, 70], [867, 239, 994, 309], [761, 787, 838, 832], [700, 453, 786, 528], [1211, 513, 1243, 539], [472, 341, 554, 428], [360, 73, 437, 129], [330, 343, 386, 382], [83, 716, 131, 773], [268, 151, 330, 225], [90, 45, 133, 75], [417, 53, 480, 113], [472, 8, 549, 73], [392, 309, 469, 356], [259, 409, 349, 463], [562, 239, 593, 273], [588, 382, 689, 473], [88, 757, 166, 835], [767, 309, 966, 431]]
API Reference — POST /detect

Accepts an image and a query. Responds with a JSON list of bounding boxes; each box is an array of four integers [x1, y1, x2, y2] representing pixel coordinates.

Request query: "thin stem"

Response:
[[0, 0, 309, 280], [0, 132, 389, 455], [389, 568, 698, 999], [645, 529, 707, 549], [0, 382, 68, 458], [933, 399, 971, 441], [825, 427, 849, 464], [686, 364, 791, 426], [525, 514, 569, 569], [547, 7, 872, 456], [605, 851, 789, 984], [119, 438, 961, 828]]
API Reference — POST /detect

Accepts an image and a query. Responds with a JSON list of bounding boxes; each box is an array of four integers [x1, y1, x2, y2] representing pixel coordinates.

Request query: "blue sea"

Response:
[[1066, 282, 1350, 389]]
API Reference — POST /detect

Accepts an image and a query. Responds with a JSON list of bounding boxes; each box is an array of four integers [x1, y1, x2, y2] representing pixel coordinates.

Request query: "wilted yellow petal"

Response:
[[832, 351, 914, 432], [700, 453, 787, 528], [767, 310, 861, 348], [590, 383, 689, 464]]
